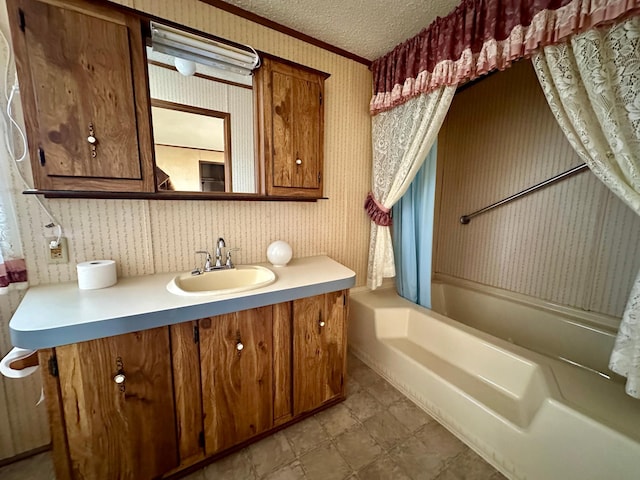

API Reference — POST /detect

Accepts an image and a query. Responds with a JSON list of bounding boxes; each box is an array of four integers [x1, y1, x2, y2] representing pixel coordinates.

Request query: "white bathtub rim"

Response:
[[352, 288, 565, 398], [432, 273, 620, 332], [353, 277, 620, 333]]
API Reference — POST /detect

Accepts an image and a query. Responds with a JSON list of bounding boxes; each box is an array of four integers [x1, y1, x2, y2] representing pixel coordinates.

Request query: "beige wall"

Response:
[[155, 145, 224, 191], [435, 60, 640, 320], [0, 0, 373, 459]]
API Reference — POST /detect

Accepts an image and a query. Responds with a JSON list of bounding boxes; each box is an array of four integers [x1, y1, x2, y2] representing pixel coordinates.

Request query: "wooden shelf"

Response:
[[23, 190, 328, 202]]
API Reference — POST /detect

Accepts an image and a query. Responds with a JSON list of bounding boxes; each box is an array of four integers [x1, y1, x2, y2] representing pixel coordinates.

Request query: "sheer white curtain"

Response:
[[0, 152, 27, 294], [367, 86, 455, 289], [532, 16, 640, 397], [0, 34, 27, 294]]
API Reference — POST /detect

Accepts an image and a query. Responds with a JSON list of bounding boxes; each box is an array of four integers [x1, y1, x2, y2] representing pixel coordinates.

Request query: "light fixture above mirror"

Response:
[[174, 57, 197, 76], [150, 22, 260, 79]]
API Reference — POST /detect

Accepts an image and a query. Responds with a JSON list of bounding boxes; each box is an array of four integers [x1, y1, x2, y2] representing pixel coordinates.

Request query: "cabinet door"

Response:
[[170, 321, 205, 469], [293, 291, 347, 415], [257, 57, 328, 198], [7, 0, 154, 192], [55, 328, 178, 480], [199, 307, 273, 454]]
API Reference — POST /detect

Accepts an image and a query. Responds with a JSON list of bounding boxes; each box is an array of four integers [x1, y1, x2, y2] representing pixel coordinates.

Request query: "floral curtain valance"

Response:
[[371, 0, 640, 114]]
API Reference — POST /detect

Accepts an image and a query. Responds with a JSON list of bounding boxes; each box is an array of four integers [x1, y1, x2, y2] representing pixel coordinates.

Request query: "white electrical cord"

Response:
[[0, 25, 63, 248], [6, 82, 27, 162]]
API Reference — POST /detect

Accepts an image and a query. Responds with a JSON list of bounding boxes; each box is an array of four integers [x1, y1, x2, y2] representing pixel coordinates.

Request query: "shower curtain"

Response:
[[392, 142, 438, 308], [532, 16, 640, 398], [365, 0, 638, 290]]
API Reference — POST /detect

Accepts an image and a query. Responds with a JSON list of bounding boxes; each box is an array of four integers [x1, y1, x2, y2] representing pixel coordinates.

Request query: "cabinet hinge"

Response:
[[193, 324, 199, 344], [317, 172, 321, 184], [38, 147, 46, 166], [198, 431, 205, 448], [18, 9, 25, 32], [48, 355, 58, 377], [319, 92, 323, 105]]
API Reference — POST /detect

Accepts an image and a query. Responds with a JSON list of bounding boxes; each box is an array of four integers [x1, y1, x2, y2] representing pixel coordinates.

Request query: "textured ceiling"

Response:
[[218, 0, 462, 61]]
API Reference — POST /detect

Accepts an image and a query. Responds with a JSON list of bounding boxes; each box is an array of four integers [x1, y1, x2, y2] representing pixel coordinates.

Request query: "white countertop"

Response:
[[10, 255, 356, 349]]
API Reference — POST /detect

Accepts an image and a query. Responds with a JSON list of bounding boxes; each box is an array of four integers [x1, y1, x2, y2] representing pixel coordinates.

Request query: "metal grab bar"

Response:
[[460, 163, 589, 225]]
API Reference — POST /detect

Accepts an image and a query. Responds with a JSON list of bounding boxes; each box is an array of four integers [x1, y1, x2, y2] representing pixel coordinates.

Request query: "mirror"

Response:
[[151, 100, 231, 192], [146, 31, 258, 194]]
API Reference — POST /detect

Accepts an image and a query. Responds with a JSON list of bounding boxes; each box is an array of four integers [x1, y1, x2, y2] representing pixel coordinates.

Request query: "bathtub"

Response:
[[348, 285, 640, 480], [431, 275, 622, 380]]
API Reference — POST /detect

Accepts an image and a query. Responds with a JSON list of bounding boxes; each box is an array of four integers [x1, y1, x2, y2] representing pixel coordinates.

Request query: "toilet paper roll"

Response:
[[0, 347, 39, 379], [77, 260, 117, 290]]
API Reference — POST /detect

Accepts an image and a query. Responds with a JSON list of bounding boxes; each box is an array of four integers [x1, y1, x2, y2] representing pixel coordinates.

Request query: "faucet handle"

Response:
[[195, 250, 212, 272], [226, 248, 240, 268]]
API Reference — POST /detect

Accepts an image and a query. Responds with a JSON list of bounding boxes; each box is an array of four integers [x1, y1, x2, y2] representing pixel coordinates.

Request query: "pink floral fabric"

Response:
[[0, 259, 27, 289], [371, 0, 640, 114]]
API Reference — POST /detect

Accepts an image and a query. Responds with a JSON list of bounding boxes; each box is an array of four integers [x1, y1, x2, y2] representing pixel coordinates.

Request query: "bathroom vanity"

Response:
[[9, 256, 355, 479]]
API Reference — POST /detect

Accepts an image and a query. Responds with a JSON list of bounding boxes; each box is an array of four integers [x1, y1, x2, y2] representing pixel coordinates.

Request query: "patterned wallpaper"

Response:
[[435, 60, 640, 320], [0, 0, 373, 460]]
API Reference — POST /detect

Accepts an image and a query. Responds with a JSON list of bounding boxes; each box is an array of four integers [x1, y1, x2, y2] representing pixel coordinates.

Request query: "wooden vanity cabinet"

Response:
[[255, 56, 329, 198], [293, 290, 348, 415], [171, 291, 347, 465], [40, 291, 347, 479], [40, 327, 178, 480], [7, 0, 155, 192], [199, 307, 274, 454]]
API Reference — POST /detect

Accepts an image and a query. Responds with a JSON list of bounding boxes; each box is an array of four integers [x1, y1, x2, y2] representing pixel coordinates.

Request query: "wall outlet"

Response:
[[47, 237, 69, 264]]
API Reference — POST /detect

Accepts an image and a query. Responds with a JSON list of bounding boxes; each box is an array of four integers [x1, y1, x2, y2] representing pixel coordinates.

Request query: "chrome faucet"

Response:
[[193, 239, 235, 275], [214, 237, 226, 268]]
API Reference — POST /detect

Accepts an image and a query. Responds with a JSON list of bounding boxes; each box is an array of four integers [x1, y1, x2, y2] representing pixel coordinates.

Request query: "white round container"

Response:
[[266, 241, 293, 267]]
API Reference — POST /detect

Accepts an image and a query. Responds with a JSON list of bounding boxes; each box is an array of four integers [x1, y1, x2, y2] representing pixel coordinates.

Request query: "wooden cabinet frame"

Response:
[[39, 328, 178, 480], [8, 0, 330, 201], [255, 56, 329, 198], [39, 292, 348, 479], [7, 0, 156, 193]]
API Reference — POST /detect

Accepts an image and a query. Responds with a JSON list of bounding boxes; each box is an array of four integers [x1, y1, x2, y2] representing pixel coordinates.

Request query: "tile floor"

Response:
[[0, 352, 506, 480]]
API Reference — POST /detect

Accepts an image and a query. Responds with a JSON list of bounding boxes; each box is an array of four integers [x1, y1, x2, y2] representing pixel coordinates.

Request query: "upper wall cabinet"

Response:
[[7, 0, 155, 192], [7, 0, 330, 200], [255, 57, 329, 198]]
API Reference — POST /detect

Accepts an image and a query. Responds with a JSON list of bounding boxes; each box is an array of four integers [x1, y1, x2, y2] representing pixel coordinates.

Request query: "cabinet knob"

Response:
[[319, 320, 325, 327], [113, 373, 126, 384], [295, 158, 302, 165], [87, 123, 98, 158], [236, 341, 244, 351]]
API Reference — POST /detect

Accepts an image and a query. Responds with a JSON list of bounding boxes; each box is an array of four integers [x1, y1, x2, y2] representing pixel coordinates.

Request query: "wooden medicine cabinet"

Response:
[[6, 0, 329, 200]]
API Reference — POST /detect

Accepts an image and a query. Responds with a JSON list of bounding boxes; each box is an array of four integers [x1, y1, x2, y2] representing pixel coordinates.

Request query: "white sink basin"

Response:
[[167, 265, 276, 296]]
